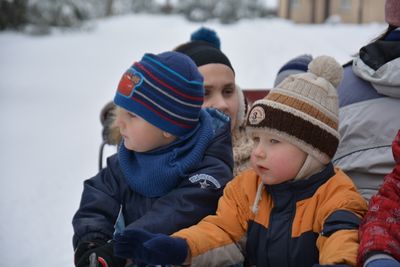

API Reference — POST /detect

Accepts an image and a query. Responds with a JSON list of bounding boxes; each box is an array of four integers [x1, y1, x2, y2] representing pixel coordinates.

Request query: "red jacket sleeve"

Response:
[[357, 130, 400, 266]]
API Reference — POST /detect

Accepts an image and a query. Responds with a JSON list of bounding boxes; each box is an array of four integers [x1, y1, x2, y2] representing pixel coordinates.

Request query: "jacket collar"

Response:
[[266, 163, 334, 209]]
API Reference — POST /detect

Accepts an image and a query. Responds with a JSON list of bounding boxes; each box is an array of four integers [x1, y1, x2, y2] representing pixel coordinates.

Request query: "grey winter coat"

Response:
[[333, 30, 400, 201]]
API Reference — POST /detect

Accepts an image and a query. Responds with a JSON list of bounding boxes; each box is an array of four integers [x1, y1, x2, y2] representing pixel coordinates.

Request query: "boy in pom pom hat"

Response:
[[72, 51, 234, 267], [114, 55, 368, 267]]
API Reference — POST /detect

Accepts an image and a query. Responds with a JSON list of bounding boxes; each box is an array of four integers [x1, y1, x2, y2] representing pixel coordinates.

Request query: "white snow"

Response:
[[0, 14, 385, 267]]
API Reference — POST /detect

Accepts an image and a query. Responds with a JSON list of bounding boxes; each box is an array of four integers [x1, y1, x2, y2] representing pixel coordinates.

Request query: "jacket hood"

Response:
[[352, 30, 400, 98]]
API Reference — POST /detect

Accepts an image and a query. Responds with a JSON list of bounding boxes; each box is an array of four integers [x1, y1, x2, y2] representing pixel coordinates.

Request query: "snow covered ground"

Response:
[[0, 14, 385, 267]]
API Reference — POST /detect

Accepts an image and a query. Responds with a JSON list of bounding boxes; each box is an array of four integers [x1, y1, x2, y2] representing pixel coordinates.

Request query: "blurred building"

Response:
[[278, 0, 385, 24]]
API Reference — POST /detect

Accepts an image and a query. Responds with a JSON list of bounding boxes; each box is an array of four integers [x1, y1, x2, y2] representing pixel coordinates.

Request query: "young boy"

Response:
[[72, 51, 234, 267], [114, 56, 368, 267]]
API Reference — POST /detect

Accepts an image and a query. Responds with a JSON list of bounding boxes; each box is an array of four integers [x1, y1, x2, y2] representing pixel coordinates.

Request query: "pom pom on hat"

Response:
[[174, 27, 234, 73], [308, 55, 343, 87], [385, 0, 400, 27], [190, 27, 221, 49], [247, 55, 343, 164]]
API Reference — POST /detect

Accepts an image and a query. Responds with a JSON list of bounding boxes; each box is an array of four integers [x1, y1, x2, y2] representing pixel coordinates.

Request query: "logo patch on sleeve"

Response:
[[189, 174, 221, 189]]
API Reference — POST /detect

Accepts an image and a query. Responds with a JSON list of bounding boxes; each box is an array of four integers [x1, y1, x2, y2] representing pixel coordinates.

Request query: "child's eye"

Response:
[[270, 139, 279, 144], [252, 136, 260, 143]]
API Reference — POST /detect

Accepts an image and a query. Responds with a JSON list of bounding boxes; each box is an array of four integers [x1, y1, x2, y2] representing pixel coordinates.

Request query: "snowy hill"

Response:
[[0, 14, 385, 267]]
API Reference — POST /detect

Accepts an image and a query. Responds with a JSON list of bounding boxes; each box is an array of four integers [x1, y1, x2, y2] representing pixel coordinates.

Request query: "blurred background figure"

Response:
[[273, 54, 313, 87]]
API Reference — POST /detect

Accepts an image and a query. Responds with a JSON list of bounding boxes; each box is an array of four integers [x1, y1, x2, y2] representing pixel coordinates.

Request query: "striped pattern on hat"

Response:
[[114, 52, 204, 136], [246, 56, 343, 164]]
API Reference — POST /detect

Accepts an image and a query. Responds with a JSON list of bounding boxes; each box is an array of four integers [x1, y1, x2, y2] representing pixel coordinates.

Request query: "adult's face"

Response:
[[198, 63, 238, 130]]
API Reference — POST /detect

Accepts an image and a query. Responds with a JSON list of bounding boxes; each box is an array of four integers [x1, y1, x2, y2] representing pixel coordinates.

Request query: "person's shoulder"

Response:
[[103, 153, 125, 178], [321, 167, 360, 193], [229, 169, 260, 192], [316, 167, 367, 207], [105, 153, 119, 167]]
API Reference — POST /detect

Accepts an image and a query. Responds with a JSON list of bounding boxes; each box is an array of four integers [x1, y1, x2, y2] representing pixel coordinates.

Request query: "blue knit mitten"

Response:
[[114, 228, 188, 265]]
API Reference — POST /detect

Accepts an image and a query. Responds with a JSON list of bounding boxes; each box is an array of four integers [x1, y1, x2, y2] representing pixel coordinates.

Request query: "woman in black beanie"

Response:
[[174, 27, 253, 176]]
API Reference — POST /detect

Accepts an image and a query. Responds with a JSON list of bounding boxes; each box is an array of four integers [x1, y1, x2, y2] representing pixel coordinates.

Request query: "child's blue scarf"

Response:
[[118, 109, 214, 197]]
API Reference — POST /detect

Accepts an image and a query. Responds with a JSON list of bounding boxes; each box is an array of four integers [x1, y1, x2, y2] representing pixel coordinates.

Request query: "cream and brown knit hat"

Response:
[[246, 56, 343, 165]]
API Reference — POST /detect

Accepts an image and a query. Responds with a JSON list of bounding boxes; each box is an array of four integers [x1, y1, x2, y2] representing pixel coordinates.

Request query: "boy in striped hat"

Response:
[[113, 56, 368, 267], [72, 51, 234, 267]]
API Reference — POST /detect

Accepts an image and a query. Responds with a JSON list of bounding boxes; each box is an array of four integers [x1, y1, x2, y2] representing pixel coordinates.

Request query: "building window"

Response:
[[340, 0, 352, 10], [292, 0, 300, 9]]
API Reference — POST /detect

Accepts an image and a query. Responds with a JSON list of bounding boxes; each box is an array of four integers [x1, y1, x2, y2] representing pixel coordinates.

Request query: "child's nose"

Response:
[[253, 143, 266, 159], [209, 95, 229, 115], [115, 115, 124, 129]]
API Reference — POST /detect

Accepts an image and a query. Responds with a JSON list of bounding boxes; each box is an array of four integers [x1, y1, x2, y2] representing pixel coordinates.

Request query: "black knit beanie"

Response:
[[174, 27, 235, 74]]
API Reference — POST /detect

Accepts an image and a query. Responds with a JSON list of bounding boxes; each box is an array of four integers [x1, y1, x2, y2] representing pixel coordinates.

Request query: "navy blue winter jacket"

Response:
[[72, 109, 234, 249]]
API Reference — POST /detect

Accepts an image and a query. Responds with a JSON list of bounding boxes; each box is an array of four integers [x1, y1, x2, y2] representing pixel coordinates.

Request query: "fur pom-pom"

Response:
[[308, 55, 343, 87], [190, 27, 221, 49]]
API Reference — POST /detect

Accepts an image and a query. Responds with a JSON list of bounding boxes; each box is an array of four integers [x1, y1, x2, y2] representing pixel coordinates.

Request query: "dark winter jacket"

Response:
[[72, 109, 234, 249], [333, 27, 400, 201], [357, 130, 400, 267]]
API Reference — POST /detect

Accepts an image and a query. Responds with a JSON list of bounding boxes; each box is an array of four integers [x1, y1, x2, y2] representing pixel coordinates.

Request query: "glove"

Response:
[[114, 228, 188, 265], [75, 240, 126, 267]]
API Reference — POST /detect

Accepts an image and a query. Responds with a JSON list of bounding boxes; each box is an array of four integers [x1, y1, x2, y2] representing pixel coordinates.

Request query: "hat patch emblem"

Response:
[[249, 106, 266, 125], [117, 68, 144, 98]]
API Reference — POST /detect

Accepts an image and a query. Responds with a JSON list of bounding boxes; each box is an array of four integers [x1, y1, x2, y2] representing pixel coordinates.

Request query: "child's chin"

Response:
[[261, 176, 273, 185], [261, 176, 281, 185], [124, 143, 135, 151]]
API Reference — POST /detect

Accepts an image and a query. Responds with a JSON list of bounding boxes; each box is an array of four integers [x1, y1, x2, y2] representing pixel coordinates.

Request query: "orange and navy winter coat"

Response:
[[174, 163, 368, 267]]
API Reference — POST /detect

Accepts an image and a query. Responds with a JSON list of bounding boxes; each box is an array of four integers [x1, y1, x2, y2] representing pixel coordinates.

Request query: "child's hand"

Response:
[[114, 228, 188, 265], [74, 240, 126, 267]]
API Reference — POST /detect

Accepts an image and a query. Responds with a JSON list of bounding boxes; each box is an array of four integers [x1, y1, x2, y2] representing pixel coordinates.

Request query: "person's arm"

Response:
[[172, 174, 251, 266], [316, 188, 368, 266], [125, 154, 233, 234], [72, 155, 123, 249], [358, 130, 400, 267], [115, 173, 252, 266]]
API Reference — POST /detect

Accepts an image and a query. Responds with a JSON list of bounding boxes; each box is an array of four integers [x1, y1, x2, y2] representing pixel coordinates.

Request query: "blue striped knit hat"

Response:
[[114, 51, 204, 137]]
